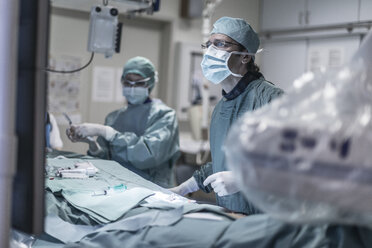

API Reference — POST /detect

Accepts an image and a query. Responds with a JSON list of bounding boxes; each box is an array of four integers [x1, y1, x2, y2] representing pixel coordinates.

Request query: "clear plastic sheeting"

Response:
[[225, 31, 372, 226], [10, 229, 35, 248]]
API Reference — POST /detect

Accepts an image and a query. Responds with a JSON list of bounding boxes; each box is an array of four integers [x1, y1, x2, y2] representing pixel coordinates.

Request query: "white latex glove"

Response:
[[203, 171, 239, 197], [66, 128, 94, 143], [71, 123, 117, 141], [169, 177, 199, 196]]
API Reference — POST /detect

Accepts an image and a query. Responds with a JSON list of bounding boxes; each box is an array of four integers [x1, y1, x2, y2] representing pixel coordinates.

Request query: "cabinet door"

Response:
[[360, 0, 372, 21], [260, 40, 307, 91], [307, 0, 359, 26], [261, 0, 306, 30], [308, 36, 361, 70]]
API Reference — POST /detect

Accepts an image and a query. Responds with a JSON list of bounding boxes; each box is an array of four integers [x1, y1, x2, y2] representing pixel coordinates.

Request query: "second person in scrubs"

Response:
[[67, 56, 180, 188]]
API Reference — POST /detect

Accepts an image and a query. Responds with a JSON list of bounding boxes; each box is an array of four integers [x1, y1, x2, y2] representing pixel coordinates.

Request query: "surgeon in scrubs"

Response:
[[170, 17, 284, 214], [66, 56, 180, 188]]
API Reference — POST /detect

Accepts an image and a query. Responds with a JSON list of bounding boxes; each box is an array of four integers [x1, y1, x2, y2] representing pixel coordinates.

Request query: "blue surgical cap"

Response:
[[122, 56, 156, 91], [211, 16, 260, 54]]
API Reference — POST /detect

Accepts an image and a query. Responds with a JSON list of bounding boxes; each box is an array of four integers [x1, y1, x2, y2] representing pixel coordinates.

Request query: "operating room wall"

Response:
[[259, 0, 372, 91], [48, 0, 260, 154]]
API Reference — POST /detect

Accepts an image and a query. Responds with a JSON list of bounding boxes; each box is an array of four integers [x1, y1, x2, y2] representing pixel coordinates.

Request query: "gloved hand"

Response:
[[169, 177, 199, 196], [70, 123, 117, 141], [66, 127, 103, 155], [66, 127, 94, 143], [203, 171, 239, 197]]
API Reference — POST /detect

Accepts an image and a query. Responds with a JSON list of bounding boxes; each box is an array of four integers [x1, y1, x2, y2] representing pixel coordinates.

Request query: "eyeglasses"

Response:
[[201, 39, 241, 50], [121, 77, 151, 87]]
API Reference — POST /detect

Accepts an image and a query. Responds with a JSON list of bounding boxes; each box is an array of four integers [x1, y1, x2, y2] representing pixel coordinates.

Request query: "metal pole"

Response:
[[0, 0, 19, 246], [260, 21, 372, 39]]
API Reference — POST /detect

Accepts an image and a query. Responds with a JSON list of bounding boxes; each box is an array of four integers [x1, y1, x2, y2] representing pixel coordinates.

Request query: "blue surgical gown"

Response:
[[89, 99, 180, 188], [193, 72, 284, 215]]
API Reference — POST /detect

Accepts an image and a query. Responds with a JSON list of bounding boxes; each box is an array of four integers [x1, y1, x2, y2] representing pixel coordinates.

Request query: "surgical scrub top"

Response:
[[193, 72, 284, 215], [88, 99, 180, 188]]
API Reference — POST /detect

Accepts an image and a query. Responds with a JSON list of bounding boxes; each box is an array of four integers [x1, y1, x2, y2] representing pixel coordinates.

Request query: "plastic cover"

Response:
[[87, 5, 118, 58], [10, 229, 35, 248], [225, 31, 372, 226]]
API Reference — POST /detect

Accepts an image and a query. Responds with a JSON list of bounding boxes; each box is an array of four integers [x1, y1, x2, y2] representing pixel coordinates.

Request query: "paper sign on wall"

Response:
[[48, 54, 82, 124], [307, 47, 345, 72], [91, 66, 115, 102]]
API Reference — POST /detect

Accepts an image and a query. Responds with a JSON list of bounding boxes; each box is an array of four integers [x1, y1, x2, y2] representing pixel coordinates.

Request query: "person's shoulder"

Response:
[[151, 99, 176, 114], [107, 108, 121, 117], [254, 77, 284, 96], [146, 99, 178, 123], [255, 76, 282, 89]]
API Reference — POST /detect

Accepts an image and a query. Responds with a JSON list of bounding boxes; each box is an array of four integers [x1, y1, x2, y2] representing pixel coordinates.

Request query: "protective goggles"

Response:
[[121, 77, 151, 87], [201, 39, 241, 50]]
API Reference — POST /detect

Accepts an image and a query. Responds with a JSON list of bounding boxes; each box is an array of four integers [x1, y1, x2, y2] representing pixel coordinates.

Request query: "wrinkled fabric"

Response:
[[38, 152, 372, 248], [45, 191, 97, 226], [44, 207, 183, 243], [193, 73, 284, 215], [88, 100, 180, 188], [58, 215, 372, 248], [62, 217, 232, 248], [214, 215, 372, 248], [33, 238, 65, 248], [97, 207, 183, 232], [45, 158, 168, 225], [45, 215, 97, 243], [61, 187, 154, 223]]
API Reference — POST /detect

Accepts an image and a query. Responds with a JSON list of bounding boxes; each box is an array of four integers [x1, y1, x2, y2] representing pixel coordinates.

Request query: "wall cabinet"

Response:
[[360, 0, 372, 21], [260, 36, 361, 92], [261, 0, 306, 30], [260, 40, 307, 91], [261, 0, 360, 31], [307, 0, 359, 26]]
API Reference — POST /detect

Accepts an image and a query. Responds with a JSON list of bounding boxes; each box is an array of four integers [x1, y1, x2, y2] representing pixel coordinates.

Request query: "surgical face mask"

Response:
[[201, 45, 256, 84], [122, 86, 149, 105]]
